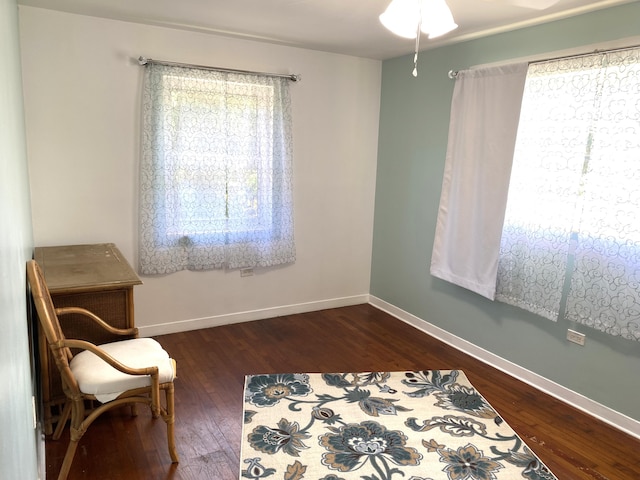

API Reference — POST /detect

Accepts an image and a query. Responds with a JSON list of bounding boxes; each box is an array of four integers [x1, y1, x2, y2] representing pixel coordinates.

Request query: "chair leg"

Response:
[[53, 401, 72, 440], [57, 438, 79, 480], [57, 400, 86, 480], [164, 383, 179, 463]]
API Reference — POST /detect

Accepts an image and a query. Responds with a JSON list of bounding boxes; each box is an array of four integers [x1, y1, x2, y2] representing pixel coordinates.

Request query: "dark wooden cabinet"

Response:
[[34, 243, 142, 434]]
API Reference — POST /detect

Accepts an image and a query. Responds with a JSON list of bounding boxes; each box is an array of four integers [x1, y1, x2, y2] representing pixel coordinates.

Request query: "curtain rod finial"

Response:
[[138, 56, 149, 66]]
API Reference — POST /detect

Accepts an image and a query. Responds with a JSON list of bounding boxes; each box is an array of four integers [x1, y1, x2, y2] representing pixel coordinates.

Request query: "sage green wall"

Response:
[[0, 0, 39, 478], [372, 2, 640, 422]]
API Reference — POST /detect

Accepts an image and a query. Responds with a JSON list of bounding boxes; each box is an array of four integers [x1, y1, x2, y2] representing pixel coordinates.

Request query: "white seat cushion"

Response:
[[70, 338, 176, 403]]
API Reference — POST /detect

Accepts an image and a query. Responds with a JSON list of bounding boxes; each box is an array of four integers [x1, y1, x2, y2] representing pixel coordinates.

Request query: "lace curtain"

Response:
[[496, 48, 640, 341], [139, 63, 295, 275]]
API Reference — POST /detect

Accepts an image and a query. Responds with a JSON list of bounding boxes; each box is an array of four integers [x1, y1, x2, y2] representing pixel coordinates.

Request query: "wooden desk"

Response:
[[34, 243, 142, 434]]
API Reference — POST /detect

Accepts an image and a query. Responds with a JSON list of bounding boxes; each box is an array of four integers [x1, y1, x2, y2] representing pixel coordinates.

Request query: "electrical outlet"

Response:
[[567, 329, 586, 346], [240, 268, 254, 277]]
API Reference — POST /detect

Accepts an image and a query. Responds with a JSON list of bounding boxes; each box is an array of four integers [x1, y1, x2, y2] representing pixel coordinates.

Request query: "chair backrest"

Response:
[[27, 259, 81, 397]]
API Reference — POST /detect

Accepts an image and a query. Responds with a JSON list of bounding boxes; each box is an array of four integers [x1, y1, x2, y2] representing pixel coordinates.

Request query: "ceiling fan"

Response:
[[379, 0, 561, 77], [482, 0, 561, 9]]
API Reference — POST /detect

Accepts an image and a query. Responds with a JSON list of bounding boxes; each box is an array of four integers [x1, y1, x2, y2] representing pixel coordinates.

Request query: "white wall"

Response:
[[1, 0, 39, 478], [19, 6, 381, 334]]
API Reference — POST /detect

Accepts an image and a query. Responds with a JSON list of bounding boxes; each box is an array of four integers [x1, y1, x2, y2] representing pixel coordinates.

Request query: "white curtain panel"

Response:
[[139, 64, 295, 274], [431, 63, 528, 299], [496, 49, 640, 340], [560, 49, 640, 340], [493, 60, 592, 320]]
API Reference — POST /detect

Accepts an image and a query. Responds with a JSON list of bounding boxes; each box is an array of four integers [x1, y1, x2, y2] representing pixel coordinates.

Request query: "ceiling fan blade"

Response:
[[482, 0, 561, 10]]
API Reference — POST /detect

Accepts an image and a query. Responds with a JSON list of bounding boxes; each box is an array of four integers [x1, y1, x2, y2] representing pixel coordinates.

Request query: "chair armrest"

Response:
[[56, 306, 139, 338], [62, 338, 158, 377]]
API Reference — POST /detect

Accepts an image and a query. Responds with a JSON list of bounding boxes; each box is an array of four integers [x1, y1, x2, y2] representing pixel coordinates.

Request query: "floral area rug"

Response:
[[240, 370, 558, 480]]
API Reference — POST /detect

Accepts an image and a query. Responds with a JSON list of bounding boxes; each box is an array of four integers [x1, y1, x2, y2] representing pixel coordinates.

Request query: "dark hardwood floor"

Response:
[[45, 304, 640, 479]]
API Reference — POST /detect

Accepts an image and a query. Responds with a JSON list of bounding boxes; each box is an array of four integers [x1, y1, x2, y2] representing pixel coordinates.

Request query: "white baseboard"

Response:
[[368, 295, 640, 440], [138, 294, 370, 337], [139, 292, 639, 439]]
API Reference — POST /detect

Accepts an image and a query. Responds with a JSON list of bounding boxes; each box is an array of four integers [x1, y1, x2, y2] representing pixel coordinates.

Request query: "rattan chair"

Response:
[[27, 259, 179, 480]]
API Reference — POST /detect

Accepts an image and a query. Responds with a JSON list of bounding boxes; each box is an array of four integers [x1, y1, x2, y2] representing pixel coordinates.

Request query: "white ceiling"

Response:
[[17, 0, 634, 59]]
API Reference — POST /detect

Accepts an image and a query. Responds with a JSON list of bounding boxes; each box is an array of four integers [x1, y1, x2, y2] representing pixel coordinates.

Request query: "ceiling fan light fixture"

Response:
[[379, 0, 421, 39], [380, 0, 458, 77], [421, 0, 458, 38], [379, 0, 458, 39]]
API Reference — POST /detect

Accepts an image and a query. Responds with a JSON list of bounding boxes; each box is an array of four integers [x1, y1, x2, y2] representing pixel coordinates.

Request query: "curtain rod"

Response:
[[448, 43, 640, 79], [137, 56, 301, 82]]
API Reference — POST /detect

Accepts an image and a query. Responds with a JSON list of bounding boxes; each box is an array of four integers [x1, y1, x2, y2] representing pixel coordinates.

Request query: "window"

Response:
[[432, 47, 640, 341], [139, 63, 295, 275], [496, 49, 640, 340]]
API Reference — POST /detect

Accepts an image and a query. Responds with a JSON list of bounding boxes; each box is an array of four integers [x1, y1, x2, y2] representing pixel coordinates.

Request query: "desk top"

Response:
[[34, 243, 142, 293]]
